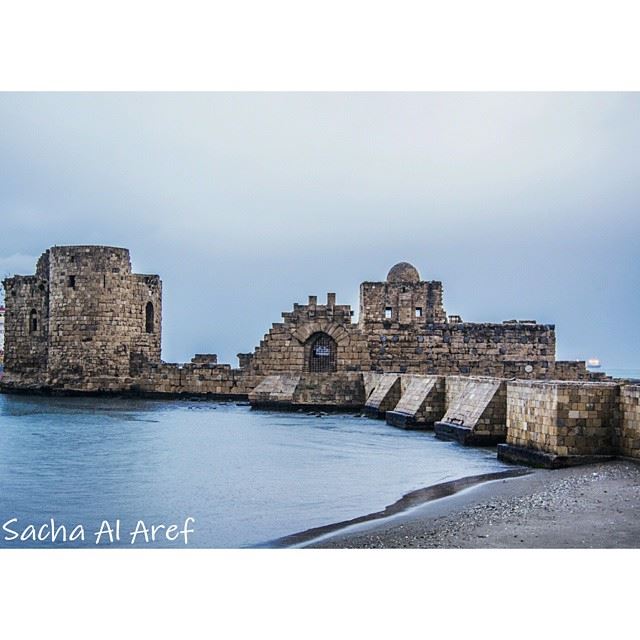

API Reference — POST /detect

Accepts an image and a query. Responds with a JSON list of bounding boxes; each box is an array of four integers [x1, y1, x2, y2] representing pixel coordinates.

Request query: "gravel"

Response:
[[310, 460, 640, 548]]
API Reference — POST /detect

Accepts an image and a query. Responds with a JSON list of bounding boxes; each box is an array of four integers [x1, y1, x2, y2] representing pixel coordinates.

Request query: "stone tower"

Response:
[[359, 261, 446, 326], [2, 245, 162, 391]]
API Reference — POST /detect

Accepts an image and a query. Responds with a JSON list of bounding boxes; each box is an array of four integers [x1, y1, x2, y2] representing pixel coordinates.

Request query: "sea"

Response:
[[599, 368, 640, 381], [0, 394, 514, 548]]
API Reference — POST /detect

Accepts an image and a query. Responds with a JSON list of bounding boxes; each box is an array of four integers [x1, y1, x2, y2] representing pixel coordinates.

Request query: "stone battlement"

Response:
[[2, 246, 629, 468], [1, 248, 599, 397]]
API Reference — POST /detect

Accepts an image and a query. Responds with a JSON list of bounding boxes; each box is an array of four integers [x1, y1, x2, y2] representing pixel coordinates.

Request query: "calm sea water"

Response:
[[0, 394, 512, 548], [602, 368, 640, 380]]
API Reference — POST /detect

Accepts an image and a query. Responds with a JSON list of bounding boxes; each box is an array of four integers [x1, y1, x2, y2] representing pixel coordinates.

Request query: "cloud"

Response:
[[0, 253, 39, 279], [0, 93, 638, 369]]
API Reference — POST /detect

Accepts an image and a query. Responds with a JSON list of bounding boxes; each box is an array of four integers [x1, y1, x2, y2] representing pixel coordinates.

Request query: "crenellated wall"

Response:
[[1, 250, 599, 397], [248, 293, 366, 375], [237, 261, 594, 381]]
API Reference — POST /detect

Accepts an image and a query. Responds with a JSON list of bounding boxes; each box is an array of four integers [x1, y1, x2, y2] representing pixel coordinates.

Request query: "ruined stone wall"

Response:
[[46, 246, 132, 386], [1, 253, 593, 396], [353, 263, 560, 377], [249, 294, 369, 375], [359, 280, 446, 325], [245, 262, 563, 381], [248, 372, 365, 408], [133, 361, 255, 396], [618, 385, 640, 458], [1, 245, 163, 392], [1, 274, 49, 386], [247, 301, 559, 380], [131, 274, 162, 364], [361, 320, 556, 376], [506, 381, 619, 457], [290, 372, 365, 407], [552, 361, 595, 381]]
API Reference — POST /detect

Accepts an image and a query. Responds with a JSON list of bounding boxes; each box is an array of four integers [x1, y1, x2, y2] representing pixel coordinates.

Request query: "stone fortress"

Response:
[[2, 246, 161, 391], [1, 245, 639, 468]]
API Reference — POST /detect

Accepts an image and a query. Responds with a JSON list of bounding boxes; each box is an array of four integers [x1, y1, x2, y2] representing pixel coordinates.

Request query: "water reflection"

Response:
[[0, 394, 511, 548]]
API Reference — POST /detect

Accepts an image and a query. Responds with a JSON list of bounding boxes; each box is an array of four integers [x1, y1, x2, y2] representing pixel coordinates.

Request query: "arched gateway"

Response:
[[305, 332, 337, 373]]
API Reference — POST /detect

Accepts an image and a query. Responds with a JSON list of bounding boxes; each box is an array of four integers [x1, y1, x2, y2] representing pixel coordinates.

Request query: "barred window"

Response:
[[306, 332, 337, 373]]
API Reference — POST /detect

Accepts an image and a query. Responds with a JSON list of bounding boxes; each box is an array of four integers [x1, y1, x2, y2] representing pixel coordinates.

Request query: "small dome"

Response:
[[387, 262, 420, 283]]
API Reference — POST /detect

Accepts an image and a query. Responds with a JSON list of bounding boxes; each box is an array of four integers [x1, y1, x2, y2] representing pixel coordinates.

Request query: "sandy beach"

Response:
[[309, 460, 640, 548]]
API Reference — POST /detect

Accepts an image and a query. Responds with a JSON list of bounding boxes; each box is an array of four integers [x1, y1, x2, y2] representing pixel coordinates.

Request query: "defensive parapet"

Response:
[[0, 251, 598, 396]]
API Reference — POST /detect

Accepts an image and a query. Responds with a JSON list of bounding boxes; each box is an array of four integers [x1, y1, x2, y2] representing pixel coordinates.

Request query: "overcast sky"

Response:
[[1, 93, 638, 370]]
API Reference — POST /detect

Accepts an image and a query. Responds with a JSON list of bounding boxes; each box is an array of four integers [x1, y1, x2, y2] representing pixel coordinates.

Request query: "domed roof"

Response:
[[387, 262, 420, 283]]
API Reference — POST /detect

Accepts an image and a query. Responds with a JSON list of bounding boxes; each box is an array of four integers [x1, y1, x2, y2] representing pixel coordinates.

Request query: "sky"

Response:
[[0, 92, 638, 370]]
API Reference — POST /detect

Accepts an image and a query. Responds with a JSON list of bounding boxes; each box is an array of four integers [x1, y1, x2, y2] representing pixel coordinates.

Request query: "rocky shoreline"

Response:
[[309, 460, 640, 548]]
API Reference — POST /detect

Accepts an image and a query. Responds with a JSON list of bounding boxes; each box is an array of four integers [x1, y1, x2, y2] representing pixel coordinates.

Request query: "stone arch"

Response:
[[291, 321, 349, 346], [145, 301, 154, 334], [305, 332, 337, 373]]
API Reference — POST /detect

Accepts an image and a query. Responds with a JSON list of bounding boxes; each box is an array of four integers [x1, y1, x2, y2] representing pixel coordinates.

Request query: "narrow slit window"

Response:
[[415, 307, 423, 318], [68, 275, 76, 288], [145, 301, 154, 333], [384, 307, 392, 319], [29, 309, 38, 333]]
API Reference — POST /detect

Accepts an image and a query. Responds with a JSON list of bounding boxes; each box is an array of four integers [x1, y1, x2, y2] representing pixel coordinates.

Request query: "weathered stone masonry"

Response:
[[5, 245, 637, 467], [497, 380, 620, 467], [2, 246, 161, 392], [360, 373, 639, 466], [619, 385, 640, 458], [1, 247, 596, 395], [246, 260, 590, 381]]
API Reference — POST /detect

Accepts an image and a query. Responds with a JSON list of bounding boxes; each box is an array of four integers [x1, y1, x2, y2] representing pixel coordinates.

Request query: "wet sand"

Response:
[[308, 460, 640, 548]]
